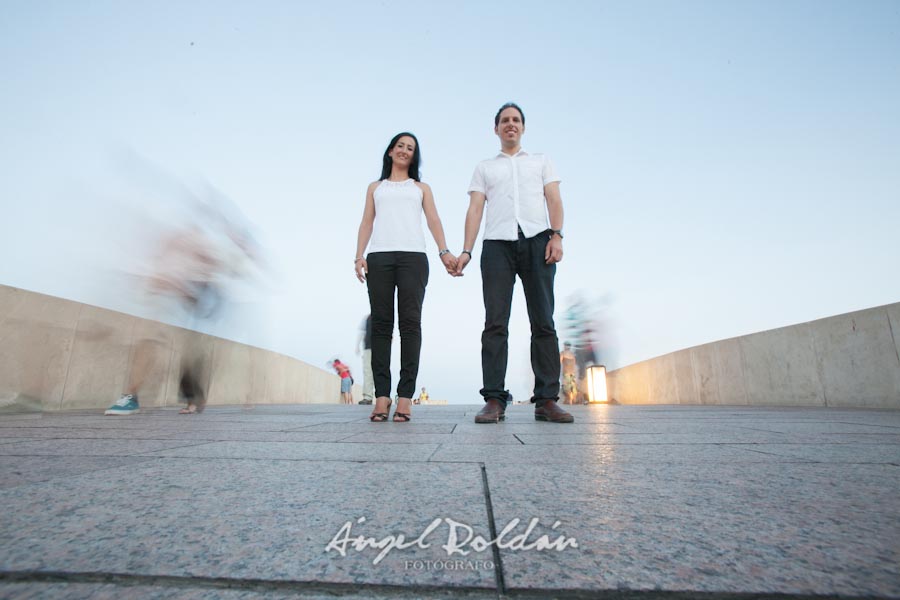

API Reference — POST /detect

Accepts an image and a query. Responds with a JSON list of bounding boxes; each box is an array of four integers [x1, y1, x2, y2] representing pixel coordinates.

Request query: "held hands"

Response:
[[354, 258, 368, 283], [440, 252, 459, 275], [451, 252, 471, 277], [545, 236, 563, 264]]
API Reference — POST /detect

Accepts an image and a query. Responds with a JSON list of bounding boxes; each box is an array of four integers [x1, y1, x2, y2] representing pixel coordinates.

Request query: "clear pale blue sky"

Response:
[[2, 1, 899, 404]]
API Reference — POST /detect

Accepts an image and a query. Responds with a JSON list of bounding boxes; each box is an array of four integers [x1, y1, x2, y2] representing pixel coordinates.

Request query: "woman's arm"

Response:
[[355, 182, 379, 282], [419, 182, 457, 272]]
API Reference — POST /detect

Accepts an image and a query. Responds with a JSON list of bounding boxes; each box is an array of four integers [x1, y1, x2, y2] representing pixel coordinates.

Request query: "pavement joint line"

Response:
[[500, 586, 879, 599], [730, 426, 788, 433], [132, 440, 226, 455], [834, 421, 900, 430], [479, 463, 506, 596], [0, 570, 497, 598], [727, 447, 820, 462], [424, 445, 441, 462], [512, 434, 525, 445]]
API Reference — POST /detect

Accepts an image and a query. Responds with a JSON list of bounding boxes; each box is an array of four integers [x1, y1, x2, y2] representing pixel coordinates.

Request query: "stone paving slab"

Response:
[[148, 441, 442, 462], [285, 423, 456, 434], [0, 455, 157, 489], [729, 421, 900, 434], [451, 422, 646, 435], [0, 458, 495, 589], [429, 442, 809, 464], [486, 461, 900, 598], [514, 432, 796, 445], [0, 439, 208, 457], [160, 430, 354, 443], [340, 433, 523, 445], [515, 432, 900, 445], [740, 443, 900, 463], [1, 403, 899, 598], [0, 436, 40, 445], [0, 581, 496, 600], [0, 427, 187, 440]]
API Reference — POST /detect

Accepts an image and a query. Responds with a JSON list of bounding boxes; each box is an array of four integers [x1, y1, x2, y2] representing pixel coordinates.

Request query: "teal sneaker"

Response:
[[104, 394, 139, 415]]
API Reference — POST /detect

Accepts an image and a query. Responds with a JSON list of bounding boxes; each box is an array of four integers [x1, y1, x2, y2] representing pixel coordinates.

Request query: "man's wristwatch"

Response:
[[550, 229, 564, 239], [461, 249, 473, 258]]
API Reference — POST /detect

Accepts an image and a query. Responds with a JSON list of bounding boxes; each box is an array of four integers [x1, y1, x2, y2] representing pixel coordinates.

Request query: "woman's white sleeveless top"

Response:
[[367, 179, 426, 253]]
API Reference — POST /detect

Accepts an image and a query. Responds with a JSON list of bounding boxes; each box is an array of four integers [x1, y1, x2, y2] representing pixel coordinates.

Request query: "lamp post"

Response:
[[585, 364, 608, 404]]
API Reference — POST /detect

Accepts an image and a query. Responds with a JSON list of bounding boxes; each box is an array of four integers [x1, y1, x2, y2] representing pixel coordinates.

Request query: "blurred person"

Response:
[[105, 225, 221, 415], [354, 132, 457, 422], [356, 314, 374, 405], [104, 188, 265, 416], [560, 341, 577, 405], [332, 358, 354, 404], [453, 102, 574, 424], [417, 386, 429, 405]]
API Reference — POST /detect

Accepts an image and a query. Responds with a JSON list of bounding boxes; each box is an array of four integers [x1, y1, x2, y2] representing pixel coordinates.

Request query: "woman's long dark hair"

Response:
[[380, 132, 421, 181]]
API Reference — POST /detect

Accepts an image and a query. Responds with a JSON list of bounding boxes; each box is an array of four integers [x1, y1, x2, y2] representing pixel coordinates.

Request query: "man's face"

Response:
[[494, 107, 524, 147]]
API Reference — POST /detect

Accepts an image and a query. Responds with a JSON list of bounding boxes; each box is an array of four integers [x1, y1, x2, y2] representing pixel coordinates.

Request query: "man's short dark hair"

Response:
[[495, 102, 525, 126]]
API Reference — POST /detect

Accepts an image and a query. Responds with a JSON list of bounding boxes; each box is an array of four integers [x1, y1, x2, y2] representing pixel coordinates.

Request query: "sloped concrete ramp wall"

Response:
[[0, 284, 345, 411], [607, 302, 900, 409]]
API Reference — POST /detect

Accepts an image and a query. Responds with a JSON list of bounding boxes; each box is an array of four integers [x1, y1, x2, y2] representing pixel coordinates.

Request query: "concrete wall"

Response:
[[607, 302, 900, 409], [0, 284, 353, 411]]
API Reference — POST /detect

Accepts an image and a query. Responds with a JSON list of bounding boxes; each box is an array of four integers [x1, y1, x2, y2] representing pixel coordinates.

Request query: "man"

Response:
[[356, 314, 374, 404], [560, 342, 578, 404], [453, 102, 573, 424]]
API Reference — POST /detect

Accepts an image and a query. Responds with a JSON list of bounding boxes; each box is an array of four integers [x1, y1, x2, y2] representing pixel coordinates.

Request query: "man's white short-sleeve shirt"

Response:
[[468, 149, 561, 241]]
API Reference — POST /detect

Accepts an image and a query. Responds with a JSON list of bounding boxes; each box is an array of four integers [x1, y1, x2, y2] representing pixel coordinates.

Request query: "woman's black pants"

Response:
[[366, 251, 429, 399]]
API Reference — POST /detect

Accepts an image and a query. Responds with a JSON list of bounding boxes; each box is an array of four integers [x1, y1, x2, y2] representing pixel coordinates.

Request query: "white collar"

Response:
[[496, 148, 528, 159]]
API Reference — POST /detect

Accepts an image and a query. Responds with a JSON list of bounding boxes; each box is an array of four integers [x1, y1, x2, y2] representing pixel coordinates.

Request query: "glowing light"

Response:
[[586, 365, 608, 403]]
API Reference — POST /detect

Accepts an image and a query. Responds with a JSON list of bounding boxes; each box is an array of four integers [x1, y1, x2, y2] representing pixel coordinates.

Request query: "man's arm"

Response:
[[544, 181, 564, 264], [452, 191, 486, 276]]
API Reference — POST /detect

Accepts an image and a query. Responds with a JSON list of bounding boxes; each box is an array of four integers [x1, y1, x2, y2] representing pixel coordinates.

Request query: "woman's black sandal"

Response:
[[370, 398, 392, 423], [392, 398, 411, 422]]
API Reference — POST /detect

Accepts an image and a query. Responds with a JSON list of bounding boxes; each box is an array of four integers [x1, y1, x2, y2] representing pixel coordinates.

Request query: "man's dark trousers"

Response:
[[479, 229, 560, 406]]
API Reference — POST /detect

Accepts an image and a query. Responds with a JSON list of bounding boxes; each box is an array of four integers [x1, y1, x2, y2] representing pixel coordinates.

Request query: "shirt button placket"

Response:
[[511, 155, 520, 239]]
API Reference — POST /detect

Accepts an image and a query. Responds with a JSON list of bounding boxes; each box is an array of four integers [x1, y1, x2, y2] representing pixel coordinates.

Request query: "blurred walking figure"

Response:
[[560, 342, 577, 405], [354, 132, 457, 423], [356, 315, 374, 405], [104, 186, 265, 416], [105, 225, 221, 415], [332, 358, 354, 404]]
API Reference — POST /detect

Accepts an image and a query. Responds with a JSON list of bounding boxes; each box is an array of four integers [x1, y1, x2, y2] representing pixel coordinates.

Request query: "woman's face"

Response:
[[388, 136, 416, 170]]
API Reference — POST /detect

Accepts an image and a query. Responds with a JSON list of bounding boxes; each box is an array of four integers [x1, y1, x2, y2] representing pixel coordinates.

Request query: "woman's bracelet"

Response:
[[438, 249, 450, 257], [354, 257, 364, 263]]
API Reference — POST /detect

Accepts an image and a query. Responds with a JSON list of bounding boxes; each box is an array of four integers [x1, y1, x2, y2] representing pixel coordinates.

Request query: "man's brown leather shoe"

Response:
[[475, 399, 506, 424], [534, 400, 574, 423]]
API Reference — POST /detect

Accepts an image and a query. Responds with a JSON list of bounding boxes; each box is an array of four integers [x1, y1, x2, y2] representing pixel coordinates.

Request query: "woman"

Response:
[[355, 132, 456, 422]]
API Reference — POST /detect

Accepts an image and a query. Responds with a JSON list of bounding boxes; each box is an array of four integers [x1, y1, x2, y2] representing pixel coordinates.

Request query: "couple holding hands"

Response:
[[354, 102, 574, 425]]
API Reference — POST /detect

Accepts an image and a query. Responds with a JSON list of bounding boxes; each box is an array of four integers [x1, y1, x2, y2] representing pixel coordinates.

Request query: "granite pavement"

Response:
[[1, 404, 898, 599]]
